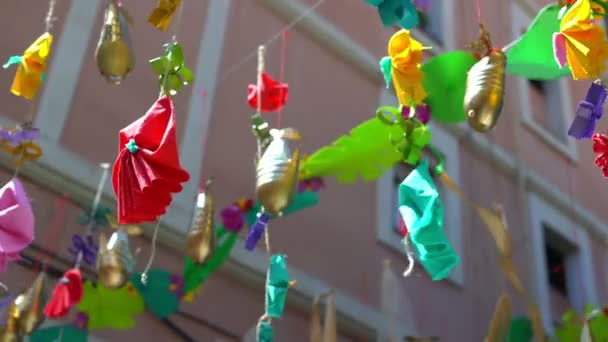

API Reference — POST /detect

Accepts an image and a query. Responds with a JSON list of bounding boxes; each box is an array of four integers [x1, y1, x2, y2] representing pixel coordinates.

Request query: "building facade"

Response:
[[0, 0, 606, 341]]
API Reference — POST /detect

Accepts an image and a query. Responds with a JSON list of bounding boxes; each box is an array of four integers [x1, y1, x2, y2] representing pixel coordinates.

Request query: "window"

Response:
[[377, 90, 464, 286], [528, 193, 598, 334], [511, 3, 577, 159]]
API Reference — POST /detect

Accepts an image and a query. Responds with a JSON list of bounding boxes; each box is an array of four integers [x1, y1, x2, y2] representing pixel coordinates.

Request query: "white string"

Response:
[[45, 0, 58, 32], [218, 0, 326, 84], [140, 220, 161, 285]]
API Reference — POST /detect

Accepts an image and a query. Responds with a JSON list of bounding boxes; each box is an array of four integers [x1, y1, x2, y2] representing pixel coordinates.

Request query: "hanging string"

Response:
[[277, 31, 289, 129], [257, 46, 265, 117], [476, 0, 482, 24], [140, 219, 161, 284], [44, 0, 58, 33], [75, 163, 110, 268], [199, 89, 208, 192], [218, 0, 326, 84]]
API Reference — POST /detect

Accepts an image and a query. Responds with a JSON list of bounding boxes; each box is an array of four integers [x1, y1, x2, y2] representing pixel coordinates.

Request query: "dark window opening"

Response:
[[529, 80, 546, 94], [543, 225, 577, 298]]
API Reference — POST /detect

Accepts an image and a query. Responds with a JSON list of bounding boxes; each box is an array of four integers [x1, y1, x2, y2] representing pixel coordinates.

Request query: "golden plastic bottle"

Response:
[[95, 0, 134, 84], [186, 181, 215, 264]]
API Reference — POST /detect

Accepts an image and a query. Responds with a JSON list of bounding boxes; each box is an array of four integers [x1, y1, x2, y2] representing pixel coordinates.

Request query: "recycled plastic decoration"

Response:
[[44, 268, 83, 319], [364, 0, 420, 29], [592, 133, 608, 177], [380, 29, 429, 109], [112, 95, 190, 224], [0, 125, 43, 167], [131, 269, 180, 319], [76, 281, 144, 330], [95, 0, 135, 85], [149, 43, 194, 96], [398, 159, 460, 280], [0, 178, 35, 272], [485, 294, 512, 342], [553, 0, 608, 80], [185, 182, 216, 264], [3, 32, 53, 100], [247, 72, 289, 112], [376, 105, 432, 165], [68, 234, 98, 267], [148, 0, 182, 31], [568, 81, 606, 139]]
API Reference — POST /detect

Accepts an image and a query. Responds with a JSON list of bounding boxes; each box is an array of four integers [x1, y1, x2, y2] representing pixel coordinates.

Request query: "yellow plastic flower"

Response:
[[4, 32, 53, 99], [556, 0, 608, 79], [387, 30, 429, 106]]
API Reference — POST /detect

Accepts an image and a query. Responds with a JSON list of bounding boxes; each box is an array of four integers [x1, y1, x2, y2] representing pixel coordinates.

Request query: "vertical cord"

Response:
[[257, 46, 265, 116], [141, 220, 161, 284], [45, 0, 57, 32], [199, 89, 208, 192], [476, 0, 482, 24], [277, 31, 289, 129]]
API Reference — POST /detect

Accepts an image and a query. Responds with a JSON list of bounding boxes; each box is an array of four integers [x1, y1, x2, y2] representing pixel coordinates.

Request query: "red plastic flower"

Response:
[[592, 133, 608, 177], [44, 268, 83, 318], [247, 72, 288, 112], [112, 96, 190, 224]]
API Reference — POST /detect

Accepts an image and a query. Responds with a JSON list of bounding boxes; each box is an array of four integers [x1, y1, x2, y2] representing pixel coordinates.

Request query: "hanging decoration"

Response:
[[592, 133, 608, 177], [485, 294, 512, 342], [299, 117, 403, 183], [149, 43, 194, 96], [376, 105, 431, 165], [398, 158, 460, 280], [364, 0, 420, 29], [421, 51, 477, 123], [247, 73, 289, 113], [76, 281, 144, 330], [68, 234, 98, 267], [10, 272, 48, 337], [555, 306, 608, 340], [256, 255, 294, 342], [464, 24, 506, 132], [131, 269, 180, 319], [95, 0, 135, 84], [96, 230, 135, 289], [0, 178, 35, 272], [148, 0, 182, 31], [505, 4, 571, 80], [30, 325, 88, 342], [112, 96, 190, 224], [0, 125, 42, 167], [553, 0, 608, 80], [43, 268, 83, 319], [3, 33, 53, 100], [380, 29, 429, 109], [569, 80, 607, 139], [106, 213, 143, 236], [186, 180, 216, 264]]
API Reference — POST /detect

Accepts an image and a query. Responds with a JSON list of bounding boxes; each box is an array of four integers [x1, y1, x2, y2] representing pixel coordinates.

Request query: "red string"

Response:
[[199, 89, 208, 193], [476, 0, 482, 24], [277, 30, 289, 129]]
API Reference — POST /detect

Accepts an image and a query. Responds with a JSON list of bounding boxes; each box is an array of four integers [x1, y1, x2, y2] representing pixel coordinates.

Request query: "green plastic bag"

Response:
[[398, 159, 460, 280]]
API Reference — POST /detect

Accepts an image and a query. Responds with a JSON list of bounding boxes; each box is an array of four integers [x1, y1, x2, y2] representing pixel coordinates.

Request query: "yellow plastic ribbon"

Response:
[[0, 140, 42, 167], [148, 0, 181, 31], [4, 32, 53, 100], [439, 173, 545, 341], [558, 0, 608, 79], [387, 30, 429, 107]]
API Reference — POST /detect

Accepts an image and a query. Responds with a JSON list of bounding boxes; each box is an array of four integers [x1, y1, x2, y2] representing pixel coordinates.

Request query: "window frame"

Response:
[[527, 192, 598, 335], [510, 2, 578, 161], [376, 90, 464, 286]]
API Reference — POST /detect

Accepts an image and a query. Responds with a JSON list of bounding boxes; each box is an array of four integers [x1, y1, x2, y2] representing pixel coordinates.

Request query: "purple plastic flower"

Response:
[[74, 312, 89, 330], [0, 127, 40, 145], [298, 178, 325, 193], [402, 104, 431, 124], [68, 234, 98, 266], [221, 204, 245, 232]]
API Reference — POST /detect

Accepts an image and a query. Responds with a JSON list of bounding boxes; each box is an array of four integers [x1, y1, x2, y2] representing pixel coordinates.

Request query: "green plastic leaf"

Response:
[[506, 316, 533, 342], [266, 254, 290, 318], [421, 51, 477, 123], [399, 159, 460, 280], [131, 269, 180, 319], [30, 325, 88, 342], [589, 310, 608, 339], [300, 117, 404, 183], [77, 281, 144, 330], [555, 309, 582, 342], [183, 226, 238, 293], [505, 4, 571, 80], [148, 42, 194, 96]]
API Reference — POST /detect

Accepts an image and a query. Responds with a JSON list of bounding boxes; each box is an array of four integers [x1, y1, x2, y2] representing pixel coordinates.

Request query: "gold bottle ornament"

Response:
[[463, 49, 506, 132], [95, 0, 135, 84], [255, 128, 301, 216], [16, 272, 47, 336], [0, 300, 22, 342], [97, 229, 135, 289], [186, 180, 215, 264]]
